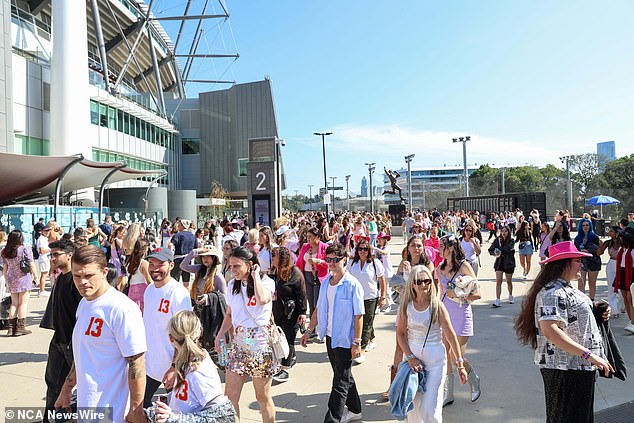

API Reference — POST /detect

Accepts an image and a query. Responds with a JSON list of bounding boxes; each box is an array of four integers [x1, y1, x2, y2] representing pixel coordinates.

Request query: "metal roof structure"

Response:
[[18, 0, 239, 115]]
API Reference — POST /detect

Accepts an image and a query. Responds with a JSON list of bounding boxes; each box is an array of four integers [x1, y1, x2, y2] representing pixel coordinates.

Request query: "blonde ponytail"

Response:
[[168, 310, 206, 389]]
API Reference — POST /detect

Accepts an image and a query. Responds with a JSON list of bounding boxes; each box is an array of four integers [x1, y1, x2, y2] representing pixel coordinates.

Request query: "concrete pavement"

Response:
[[1, 233, 633, 422]]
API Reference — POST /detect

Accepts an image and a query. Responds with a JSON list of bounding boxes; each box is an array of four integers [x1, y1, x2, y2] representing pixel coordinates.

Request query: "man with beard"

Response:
[[142, 247, 192, 407], [43, 239, 82, 421]]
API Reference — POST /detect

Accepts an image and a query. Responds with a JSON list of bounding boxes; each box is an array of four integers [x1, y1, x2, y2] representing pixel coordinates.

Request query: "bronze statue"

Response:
[[383, 167, 405, 202]]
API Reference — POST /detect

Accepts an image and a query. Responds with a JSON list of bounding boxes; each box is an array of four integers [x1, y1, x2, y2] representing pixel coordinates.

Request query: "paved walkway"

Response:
[[2, 234, 633, 422]]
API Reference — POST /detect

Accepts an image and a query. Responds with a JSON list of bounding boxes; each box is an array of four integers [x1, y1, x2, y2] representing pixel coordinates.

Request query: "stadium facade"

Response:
[[0, 0, 280, 218]]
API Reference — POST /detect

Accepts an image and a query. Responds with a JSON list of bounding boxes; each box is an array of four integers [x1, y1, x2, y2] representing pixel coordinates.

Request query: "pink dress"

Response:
[[4, 246, 34, 294]]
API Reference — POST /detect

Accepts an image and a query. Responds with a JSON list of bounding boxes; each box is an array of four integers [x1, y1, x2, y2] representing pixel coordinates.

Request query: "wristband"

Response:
[[352, 340, 361, 346], [581, 350, 592, 360], [456, 358, 464, 364], [405, 354, 416, 363]]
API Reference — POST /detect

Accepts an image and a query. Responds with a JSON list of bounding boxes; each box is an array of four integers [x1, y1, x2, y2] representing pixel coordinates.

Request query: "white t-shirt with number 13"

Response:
[[73, 287, 147, 423], [226, 276, 275, 327], [143, 278, 192, 381]]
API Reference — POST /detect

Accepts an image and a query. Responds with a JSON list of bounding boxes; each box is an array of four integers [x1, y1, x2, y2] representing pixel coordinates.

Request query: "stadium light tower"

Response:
[[405, 154, 415, 210], [314, 132, 333, 214], [452, 136, 471, 196]]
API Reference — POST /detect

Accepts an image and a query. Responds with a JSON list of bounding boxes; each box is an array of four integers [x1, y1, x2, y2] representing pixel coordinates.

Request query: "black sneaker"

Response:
[[272, 370, 289, 383]]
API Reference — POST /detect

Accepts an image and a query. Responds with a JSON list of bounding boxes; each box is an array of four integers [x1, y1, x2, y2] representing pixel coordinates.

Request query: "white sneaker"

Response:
[[38, 290, 50, 297], [353, 354, 366, 365], [341, 409, 362, 423], [365, 341, 376, 352], [523, 274, 528, 280], [509, 296, 515, 304], [624, 323, 634, 334], [492, 299, 501, 308]]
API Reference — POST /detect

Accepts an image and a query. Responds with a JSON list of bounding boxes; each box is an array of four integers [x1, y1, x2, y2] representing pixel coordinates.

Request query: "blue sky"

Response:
[[157, 1, 634, 196]]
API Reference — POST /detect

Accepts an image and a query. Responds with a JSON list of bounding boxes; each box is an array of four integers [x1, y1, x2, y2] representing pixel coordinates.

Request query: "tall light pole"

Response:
[[560, 155, 573, 214], [330, 176, 338, 213], [275, 137, 286, 218], [345, 175, 351, 211], [365, 162, 376, 213], [501, 167, 506, 194], [405, 154, 415, 210], [452, 136, 470, 197], [308, 184, 313, 211], [314, 132, 333, 214]]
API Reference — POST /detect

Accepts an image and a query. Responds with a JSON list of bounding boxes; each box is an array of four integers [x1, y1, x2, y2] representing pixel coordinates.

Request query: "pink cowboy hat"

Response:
[[539, 241, 592, 265], [378, 232, 391, 241]]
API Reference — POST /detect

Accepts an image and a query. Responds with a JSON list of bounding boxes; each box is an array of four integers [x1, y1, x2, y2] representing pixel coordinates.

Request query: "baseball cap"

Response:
[[147, 247, 174, 262]]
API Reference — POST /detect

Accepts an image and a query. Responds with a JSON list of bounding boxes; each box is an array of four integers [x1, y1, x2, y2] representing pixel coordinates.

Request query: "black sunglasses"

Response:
[[358, 247, 370, 251], [414, 278, 432, 286], [325, 256, 345, 263]]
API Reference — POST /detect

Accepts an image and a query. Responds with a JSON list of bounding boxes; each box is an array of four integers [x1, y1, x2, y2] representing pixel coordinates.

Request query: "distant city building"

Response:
[[597, 141, 616, 162], [383, 165, 478, 207], [361, 176, 368, 197]]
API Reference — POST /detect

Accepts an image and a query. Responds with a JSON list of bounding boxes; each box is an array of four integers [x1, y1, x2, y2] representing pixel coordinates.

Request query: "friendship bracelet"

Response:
[[405, 354, 416, 363], [581, 350, 592, 360]]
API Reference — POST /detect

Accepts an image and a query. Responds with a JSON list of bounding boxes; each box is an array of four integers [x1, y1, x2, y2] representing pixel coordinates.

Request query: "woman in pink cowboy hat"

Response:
[[515, 241, 613, 423]]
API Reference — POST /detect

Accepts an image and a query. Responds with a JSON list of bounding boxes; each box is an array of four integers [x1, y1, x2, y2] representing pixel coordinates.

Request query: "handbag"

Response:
[[241, 291, 290, 363], [19, 247, 31, 274]]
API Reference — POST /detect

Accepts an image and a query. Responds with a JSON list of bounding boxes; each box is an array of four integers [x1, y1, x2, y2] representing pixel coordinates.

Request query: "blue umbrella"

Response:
[[586, 195, 620, 219], [586, 195, 620, 206]]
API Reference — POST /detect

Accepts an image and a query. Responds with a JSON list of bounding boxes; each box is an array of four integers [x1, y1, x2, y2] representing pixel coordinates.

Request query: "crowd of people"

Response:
[[1, 207, 634, 422]]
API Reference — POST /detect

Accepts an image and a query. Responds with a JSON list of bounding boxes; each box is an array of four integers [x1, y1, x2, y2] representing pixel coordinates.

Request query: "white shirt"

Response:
[[36, 235, 50, 263], [346, 259, 384, 300], [170, 351, 227, 414], [73, 287, 146, 423], [258, 247, 272, 274], [226, 276, 275, 327], [143, 278, 193, 381], [326, 280, 342, 337], [461, 239, 478, 262]]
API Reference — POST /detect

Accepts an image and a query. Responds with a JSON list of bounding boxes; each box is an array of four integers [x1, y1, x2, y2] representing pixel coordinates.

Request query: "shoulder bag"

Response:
[[241, 290, 290, 364], [19, 247, 31, 274]]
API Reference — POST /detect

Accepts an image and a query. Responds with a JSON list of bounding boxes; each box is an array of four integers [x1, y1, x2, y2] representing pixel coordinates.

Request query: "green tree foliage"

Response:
[[599, 154, 634, 216], [568, 153, 601, 210]]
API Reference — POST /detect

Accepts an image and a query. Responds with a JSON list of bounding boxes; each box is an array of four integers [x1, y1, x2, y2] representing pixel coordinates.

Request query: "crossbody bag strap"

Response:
[[240, 287, 275, 330], [440, 260, 464, 302]]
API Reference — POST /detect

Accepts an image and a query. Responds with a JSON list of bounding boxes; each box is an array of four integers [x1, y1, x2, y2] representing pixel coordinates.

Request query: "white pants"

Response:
[[407, 342, 447, 423], [606, 259, 624, 312]]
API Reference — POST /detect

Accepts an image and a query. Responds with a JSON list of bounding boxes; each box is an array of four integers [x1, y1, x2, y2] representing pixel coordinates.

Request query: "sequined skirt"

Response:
[[227, 325, 280, 378]]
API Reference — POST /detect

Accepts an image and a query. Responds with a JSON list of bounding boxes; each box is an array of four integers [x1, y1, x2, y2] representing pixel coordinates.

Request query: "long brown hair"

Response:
[[191, 254, 220, 300], [439, 235, 465, 272], [230, 246, 259, 297], [125, 239, 147, 277], [1, 230, 24, 259], [514, 258, 572, 349]]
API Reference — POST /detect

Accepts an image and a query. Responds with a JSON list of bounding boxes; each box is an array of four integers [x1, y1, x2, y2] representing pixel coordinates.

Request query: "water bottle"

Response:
[[218, 339, 229, 367]]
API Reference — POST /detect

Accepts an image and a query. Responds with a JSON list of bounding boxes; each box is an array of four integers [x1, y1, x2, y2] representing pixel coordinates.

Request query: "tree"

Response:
[[504, 166, 542, 193], [208, 180, 229, 218], [568, 153, 601, 214], [599, 154, 634, 218], [469, 165, 499, 196]]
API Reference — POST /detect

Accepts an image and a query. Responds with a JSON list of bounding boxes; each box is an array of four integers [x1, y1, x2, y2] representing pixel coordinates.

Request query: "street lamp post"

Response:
[[405, 154, 415, 210], [365, 162, 376, 212], [275, 137, 286, 218], [314, 132, 333, 214], [330, 176, 337, 213], [345, 175, 351, 211], [501, 167, 506, 194], [308, 184, 313, 211], [560, 155, 573, 214], [452, 136, 471, 197]]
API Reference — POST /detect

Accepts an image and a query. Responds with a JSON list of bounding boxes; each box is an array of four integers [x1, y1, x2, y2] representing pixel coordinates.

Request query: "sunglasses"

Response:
[[325, 256, 345, 263], [414, 278, 432, 286], [464, 228, 473, 232], [358, 247, 370, 251]]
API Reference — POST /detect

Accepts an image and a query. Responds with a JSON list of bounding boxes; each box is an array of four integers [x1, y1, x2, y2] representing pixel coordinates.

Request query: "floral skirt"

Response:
[[227, 325, 279, 378]]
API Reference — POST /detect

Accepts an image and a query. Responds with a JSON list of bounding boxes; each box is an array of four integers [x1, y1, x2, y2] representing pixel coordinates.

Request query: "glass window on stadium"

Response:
[[182, 138, 200, 154]]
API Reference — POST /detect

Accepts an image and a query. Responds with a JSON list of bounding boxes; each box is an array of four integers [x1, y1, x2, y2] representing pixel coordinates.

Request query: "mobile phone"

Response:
[[157, 394, 168, 403]]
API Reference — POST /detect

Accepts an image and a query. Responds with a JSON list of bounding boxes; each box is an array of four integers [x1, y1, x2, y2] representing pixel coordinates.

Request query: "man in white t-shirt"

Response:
[[143, 247, 193, 407], [36, 226, 52, 297], [55, 245, 147, 423]]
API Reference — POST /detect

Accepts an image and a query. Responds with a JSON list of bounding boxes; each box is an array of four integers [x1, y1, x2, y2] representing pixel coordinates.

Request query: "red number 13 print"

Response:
[[158, 298, 170, 313], [247, 296, 257, 306], [176, 380, 188, 401], [84, 317, 104, 337]]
